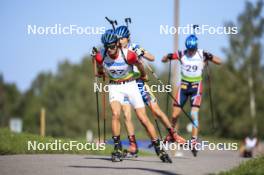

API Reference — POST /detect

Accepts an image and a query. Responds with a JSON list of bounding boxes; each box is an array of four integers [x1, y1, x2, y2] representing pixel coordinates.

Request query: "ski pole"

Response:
[[124, 16, 163, 138], [105, 17, 118, 30], [91, 51, 101, 142], [142, 60, 198, 128], [124, 18, 132, 28], [102, 75, 107, 142], [205, 62, 216, 130], [166, 60, 172, 116], [124, 17, 165, 140], [144, 83, 163, 139], [195, 41, 216, 131]]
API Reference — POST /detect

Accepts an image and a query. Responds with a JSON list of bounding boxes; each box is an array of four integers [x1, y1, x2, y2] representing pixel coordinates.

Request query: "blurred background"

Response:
[[0, 0, 263, 141]]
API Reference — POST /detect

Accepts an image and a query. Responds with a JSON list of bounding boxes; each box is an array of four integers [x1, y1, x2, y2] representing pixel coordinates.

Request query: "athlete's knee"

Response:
[[112, 110, 121, 120]]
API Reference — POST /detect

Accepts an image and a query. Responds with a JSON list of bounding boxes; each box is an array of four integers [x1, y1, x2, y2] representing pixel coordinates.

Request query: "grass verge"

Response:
[[0, 128, 151, 156], [217, 156, 264, 175]]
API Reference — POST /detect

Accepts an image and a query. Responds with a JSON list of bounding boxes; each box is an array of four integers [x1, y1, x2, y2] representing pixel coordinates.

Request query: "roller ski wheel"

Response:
[[111, 150, 123, 162], [191, 148, 198, 157], [159, 151, 172, 163], [123, 149, 138, 158], [153, 139, 173, 163]]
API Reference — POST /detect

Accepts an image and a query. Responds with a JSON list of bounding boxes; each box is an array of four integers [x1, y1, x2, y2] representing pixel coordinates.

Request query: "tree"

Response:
[[211, 0, 264, 138], [0, 74, 21, 127]]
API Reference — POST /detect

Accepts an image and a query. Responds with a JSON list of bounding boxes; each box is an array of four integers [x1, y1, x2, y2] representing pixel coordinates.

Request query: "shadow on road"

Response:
[[84, 156, 160, 163], [84, 157, 111, 161], [68, 165, 181, 175]]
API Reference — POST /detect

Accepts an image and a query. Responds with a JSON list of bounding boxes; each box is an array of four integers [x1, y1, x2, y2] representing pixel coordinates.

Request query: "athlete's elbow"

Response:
[[213, 56, 222, 65], [145, 54, 155, 62], [216, 59, 222, 65], [148, 56, 155, 62]]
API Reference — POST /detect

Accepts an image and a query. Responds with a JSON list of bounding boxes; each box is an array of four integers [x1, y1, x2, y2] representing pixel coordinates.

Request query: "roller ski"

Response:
[[153, 139, 172, 163], [111, 136, 123, 162], [123, 135, 138, 158], [111, 149, 123, 162], [188, 137, 200, 157]]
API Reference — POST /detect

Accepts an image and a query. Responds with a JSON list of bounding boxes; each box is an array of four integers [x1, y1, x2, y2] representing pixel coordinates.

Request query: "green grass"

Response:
[[217, 156, 264, 175], [0, 128, 151, 156], [0, 127, 240, 156]]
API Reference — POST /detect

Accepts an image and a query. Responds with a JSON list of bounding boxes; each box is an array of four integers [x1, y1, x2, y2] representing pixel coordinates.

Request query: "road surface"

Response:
[[0, 150, 247, 175]]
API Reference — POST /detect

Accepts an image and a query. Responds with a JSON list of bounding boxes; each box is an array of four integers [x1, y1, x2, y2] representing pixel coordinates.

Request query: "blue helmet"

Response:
[[185, 34, 198, 50], [115, 25, 130, 38], [101, 29, 118, 45]]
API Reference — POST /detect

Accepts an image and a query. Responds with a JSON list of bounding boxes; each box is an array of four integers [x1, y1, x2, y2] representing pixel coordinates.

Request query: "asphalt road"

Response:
[[0, 150, 247, 175]]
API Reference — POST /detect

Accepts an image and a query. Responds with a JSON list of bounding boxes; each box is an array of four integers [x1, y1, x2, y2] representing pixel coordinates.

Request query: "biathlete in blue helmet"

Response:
[[93, 29, 172, 163], [114, 25, 186, 156], [162, 34, 222, 156]]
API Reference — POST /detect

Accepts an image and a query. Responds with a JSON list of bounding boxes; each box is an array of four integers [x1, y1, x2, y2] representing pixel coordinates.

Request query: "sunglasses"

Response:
[[105, 44, 117, 50]]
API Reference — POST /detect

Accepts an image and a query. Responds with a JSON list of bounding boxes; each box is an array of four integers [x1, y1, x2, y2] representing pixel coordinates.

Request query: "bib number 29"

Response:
[[186, 65, 198, 72]]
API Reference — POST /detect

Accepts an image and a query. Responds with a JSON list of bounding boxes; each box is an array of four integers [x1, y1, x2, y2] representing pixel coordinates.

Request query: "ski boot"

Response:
[[111, 149, 123, 162], [111, 136, 123, 162], [153, 139, 172, 163], [164, 128, 186, 145], [123, 135, 138, 158]]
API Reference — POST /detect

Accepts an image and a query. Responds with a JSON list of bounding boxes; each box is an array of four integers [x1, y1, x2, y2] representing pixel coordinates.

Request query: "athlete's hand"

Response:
[[162, 53, 174, 62], [134, 47, 145, 57], [91, 47, 98, 57], [140, 74, 149, 82], [96, 71, 105, 78], [161, 55, 168, 62]]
